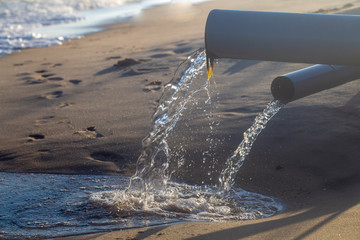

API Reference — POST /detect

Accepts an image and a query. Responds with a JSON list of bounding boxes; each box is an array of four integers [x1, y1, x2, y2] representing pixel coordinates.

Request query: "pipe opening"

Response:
[[271, 76, 295, 103]]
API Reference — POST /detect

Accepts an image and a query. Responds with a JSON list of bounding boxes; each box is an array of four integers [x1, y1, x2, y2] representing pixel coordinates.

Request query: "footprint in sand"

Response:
[[18, 69, 64, 85], [69, 79, 82, 85], [35, 70, 63, 81], [48, 77, 64, 81], [90, 151, 125, 163], [41, 90, 63, 99], [57, 102, 73, 109], [114, 58, 147, 68], [19, 70, 49, 84], [95, 58, 150, 75], [74, 126, 104, 139], [34, 116, 55, 126], [27, 133, 45, 142], [41, 73, 55, 78], [18, 73, 47, 85], [30, 71, 81, 87], [143, 80, 162, 92]]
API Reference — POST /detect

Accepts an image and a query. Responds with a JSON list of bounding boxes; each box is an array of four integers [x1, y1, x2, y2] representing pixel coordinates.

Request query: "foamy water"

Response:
[[0, 0, 210, 56], [91, 182, 282, 221]]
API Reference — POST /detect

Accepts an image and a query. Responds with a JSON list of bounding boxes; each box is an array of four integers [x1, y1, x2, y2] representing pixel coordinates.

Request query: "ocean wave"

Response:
[[0, 0, 209, 56]]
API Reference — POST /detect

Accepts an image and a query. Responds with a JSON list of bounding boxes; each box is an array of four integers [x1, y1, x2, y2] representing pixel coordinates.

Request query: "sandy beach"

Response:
[[0, 0, 360, 239]]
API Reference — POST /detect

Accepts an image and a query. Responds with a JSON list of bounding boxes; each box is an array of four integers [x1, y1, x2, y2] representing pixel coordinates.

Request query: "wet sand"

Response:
[[0, 0, 360, 239]]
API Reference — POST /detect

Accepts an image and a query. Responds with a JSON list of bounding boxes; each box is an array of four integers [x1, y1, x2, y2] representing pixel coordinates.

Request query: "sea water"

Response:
[[0, 50, 284, 239], [0, 0, 210, 56]]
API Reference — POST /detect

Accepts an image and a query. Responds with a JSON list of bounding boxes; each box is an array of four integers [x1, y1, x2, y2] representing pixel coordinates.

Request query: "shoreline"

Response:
[[1, 0, 360, 239], [0, 0, 212, 57]]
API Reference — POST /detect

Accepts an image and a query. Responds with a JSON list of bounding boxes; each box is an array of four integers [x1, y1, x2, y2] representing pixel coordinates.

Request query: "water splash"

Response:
[[92, 49, 284, 222], [219, 100, 284, 191], [91, 182, 282, 221]]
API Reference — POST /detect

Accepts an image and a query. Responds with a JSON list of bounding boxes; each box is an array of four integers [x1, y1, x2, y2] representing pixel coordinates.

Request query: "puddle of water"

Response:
[[0, 172, 281, 239], [0, 173, 178, 239]]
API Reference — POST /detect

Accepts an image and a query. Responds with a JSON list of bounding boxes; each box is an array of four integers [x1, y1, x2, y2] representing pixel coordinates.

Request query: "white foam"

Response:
[[90, 182, 283, 221]]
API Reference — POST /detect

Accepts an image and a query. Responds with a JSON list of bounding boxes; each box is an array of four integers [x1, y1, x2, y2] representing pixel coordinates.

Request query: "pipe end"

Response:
[[271, 76, 295, 103]]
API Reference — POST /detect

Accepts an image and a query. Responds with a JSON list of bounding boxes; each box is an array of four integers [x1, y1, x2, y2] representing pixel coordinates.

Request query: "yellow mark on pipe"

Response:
[[206, 55, 214, 82]]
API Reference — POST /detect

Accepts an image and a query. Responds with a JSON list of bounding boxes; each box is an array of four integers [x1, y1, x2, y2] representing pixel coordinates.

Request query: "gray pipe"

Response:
[[205, 10, 360, 66], [271, 65, 360, 103]]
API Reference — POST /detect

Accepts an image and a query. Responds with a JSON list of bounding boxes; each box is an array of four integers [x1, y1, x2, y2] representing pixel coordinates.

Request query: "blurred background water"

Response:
[[0, 0, 209, 56]]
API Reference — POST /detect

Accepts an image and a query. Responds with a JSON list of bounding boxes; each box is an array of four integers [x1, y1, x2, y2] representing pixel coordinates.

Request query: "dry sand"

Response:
[[0, 0, 360, 239]]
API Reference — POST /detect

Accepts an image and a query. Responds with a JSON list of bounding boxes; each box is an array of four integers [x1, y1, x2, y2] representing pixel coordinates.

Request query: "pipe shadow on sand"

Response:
[[185, 192, 360, 240]]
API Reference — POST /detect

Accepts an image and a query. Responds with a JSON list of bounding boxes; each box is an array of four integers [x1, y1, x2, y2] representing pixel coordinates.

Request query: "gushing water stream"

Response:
[[129, 49, 209, 192], [219, 100, 284, 191]]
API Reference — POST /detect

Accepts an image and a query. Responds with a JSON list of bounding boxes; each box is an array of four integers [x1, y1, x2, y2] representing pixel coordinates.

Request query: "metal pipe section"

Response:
[[271, 65, 360, 103], [205, 10, 360, 66]]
